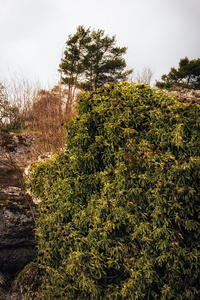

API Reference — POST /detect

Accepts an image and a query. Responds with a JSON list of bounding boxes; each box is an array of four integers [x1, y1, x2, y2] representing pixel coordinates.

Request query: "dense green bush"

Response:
[[28, 82, 200, 299]]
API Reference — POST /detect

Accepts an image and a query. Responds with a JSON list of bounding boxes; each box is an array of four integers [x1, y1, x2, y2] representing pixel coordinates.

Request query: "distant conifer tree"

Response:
[[156, 57, 200, 89]]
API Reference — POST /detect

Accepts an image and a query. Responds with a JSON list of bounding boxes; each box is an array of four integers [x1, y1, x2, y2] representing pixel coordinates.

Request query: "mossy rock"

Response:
[[28, 82, 200, 299], [11, 262, 43, 297]]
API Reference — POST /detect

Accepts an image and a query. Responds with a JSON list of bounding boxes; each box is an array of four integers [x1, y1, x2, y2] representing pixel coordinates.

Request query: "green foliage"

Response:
[[156, 57, 200, 89], [59, 26, 132, 91], [28, 82, 200, 299]]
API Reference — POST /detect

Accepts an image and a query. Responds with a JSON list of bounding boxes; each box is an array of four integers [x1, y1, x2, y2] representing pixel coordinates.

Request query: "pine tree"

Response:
[[156, 56, 200, 89], [28, 82, 200, 299], [59, 26, 132, 92]]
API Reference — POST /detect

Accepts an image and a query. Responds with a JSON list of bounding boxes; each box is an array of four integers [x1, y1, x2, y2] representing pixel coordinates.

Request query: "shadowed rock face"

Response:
[[0, 167, 38, 298], [0, 131, 63, 298], [0, 133, 41, 298], [0, 131, 61, 298], [0, 187, 37, 272]]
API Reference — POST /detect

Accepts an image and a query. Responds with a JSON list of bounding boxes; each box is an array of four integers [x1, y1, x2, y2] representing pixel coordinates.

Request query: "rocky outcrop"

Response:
[[0, 130, 60, 299], [160, 88, 200, 103], [0, 132, 42, 299], [0, 131, 48, 168], [0, 188, 37, 270], [0, 164, 38, 299]]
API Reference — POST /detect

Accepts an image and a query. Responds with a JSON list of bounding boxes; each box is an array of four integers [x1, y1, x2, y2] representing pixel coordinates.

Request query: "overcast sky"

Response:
[[1, 0, 200, 88]]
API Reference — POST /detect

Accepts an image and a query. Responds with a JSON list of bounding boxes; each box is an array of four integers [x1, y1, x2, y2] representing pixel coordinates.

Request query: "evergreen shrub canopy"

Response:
[[28, 82, 200, 299]]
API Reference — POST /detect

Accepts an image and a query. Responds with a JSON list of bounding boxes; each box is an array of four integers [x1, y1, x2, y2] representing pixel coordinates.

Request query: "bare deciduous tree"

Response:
[[132, 66, 155, 86]]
